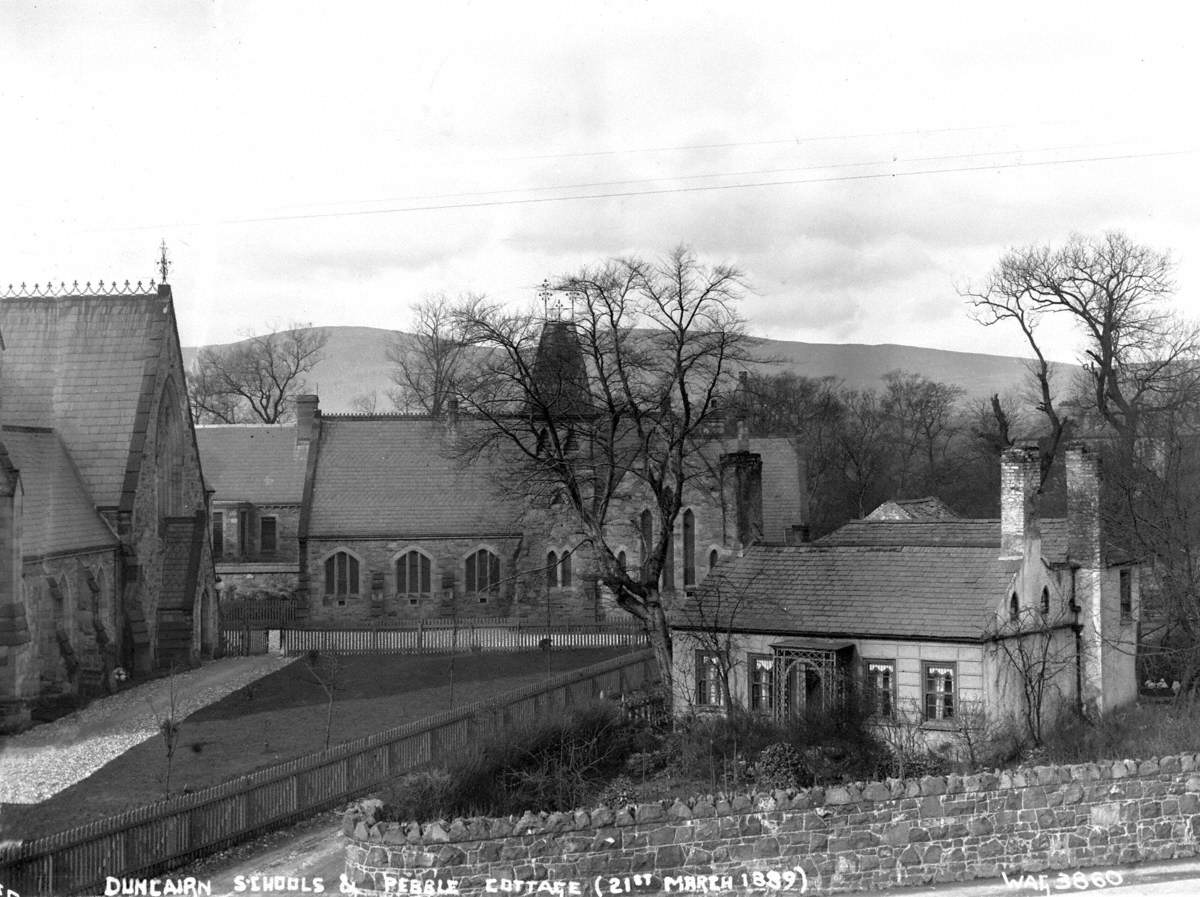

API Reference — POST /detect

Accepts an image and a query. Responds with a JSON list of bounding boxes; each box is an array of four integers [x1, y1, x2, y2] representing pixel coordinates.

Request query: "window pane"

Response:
[[349, 555, 359, 594], [466, 552, 477, 593], [420, 554, 431, 593], [683, 509, 696, 587], [561, 552, 572, 588], [488, 552, 500, 593], [212, 512, 224, 560], [547, 551, 558, 589], [325, 555, 335, 594], [260, 518, 277, 554]]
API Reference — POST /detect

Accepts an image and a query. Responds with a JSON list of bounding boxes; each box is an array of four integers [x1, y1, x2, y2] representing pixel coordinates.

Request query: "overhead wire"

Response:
[[214, 147, 1197, 227]]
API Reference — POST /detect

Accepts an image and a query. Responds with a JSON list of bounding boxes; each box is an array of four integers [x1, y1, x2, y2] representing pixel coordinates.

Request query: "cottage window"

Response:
[[397, 550, 432, 596], [617, 550, 628, 572], [708, 548, 720, 571], [748, 653, 774, 713], [212, 512, 224, 560], [260, 517, 277, 555], [324, 551, 360, 597], [560, 551, 572, 588], [547, 551, 559, 588], [466, 548, 500, 595], [864, 660, 895, 718], [1119, 569, 1133, 620], [695, 650, 724, 708], [923, 663, 956, 721], [1009, 592, 1019, 623], [683, 509, 696, 587], [1040, 586, 1050, 617]]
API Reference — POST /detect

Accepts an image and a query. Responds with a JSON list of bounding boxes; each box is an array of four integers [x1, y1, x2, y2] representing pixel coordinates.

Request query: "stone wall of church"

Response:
[[304, 535, 526, 625], [124, 317, 213, 670], [18, 548, 120, 701]]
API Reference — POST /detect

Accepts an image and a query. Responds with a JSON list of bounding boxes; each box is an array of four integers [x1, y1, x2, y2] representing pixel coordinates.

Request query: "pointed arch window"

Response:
[[466, 548, 501, 595], [708, 548, 720, 572], [547, 550, 559, 588], [1040, 586, 1050, 617], [325, 551, 360, 597], [1009, 592, 1020, 623], [397, 550, 432, 596], [683, 509, 696, 587]]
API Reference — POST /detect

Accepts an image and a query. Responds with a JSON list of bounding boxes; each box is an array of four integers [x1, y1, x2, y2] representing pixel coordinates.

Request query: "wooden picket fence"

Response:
[[0, 650, 658, 896]]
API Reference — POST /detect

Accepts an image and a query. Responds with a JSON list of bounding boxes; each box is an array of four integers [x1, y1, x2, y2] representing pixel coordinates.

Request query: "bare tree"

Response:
[[189, 324, 328, 424], [963, 231, 1200, 696], [453, 246, 751, 708], [880, 370, 965, 496], [984, 606, 1078, 747], [387, 295, 473, 415]]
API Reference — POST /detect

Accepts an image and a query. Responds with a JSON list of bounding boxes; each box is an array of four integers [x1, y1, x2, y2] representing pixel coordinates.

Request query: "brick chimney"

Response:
[[296, 394, 320, 444], [720, 439, 763, 552], [999, 444, 1040, 559], [445, 397, 459, 441], [1066, 442, 1102, 567]]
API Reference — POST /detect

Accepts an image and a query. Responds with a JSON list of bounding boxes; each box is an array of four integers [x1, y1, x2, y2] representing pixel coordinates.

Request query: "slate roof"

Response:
[[196, 426, 308, 504], [866, 496, 961, 520], [675, 543, 1019, 642], [1, 427, 118, 557], [0, 295, 164, 508], [816, 518, 1070, 564], [306, 417, 524, 537]]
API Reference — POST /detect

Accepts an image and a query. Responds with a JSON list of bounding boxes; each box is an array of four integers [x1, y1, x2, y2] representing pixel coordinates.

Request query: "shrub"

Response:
[[378, 702, 647, 821], [754, 743, 805, 790]]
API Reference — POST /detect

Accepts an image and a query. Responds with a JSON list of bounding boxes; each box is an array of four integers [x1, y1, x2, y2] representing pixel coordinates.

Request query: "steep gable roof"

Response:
[[0, 294, 166, 508], [675, 543, 1019, 642], [1, 426, 118, 557], [866, 496, 961, 521], [306, 417, 524, 538], [196, 425, 309, 504]]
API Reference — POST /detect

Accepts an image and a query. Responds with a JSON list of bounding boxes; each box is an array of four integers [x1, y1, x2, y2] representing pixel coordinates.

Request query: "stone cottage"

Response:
[[671, 443, 1140, 735], [0, 284, 217, 729]]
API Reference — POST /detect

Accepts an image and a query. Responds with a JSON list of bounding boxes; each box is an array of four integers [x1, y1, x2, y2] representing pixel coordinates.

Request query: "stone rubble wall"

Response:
[[344, 753, 1200, 895]]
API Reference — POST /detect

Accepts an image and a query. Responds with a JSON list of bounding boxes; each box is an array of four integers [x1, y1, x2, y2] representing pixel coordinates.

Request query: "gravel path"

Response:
[[0, 655, 296, 805]]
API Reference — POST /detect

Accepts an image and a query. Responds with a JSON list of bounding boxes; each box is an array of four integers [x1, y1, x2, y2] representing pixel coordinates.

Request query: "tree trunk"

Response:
[[643, 594, 674, 712]]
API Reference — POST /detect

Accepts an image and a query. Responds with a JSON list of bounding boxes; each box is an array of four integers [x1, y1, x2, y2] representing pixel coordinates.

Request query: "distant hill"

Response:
[[183, 325, 1071, 414]]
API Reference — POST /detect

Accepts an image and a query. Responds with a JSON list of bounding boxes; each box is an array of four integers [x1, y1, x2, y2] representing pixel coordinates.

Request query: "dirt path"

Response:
[[0, 654, 296, 804]]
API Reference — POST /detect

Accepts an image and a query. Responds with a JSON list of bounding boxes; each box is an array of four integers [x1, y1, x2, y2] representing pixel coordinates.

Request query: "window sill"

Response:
[[920, 719, 960, 731]]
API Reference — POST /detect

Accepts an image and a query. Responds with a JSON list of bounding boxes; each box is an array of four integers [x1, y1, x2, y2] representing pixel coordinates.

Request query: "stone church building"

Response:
[[0, 284, 217, 729], [198, 321, 808, 625]]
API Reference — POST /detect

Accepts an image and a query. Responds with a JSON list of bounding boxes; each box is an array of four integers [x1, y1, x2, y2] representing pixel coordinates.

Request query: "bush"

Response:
[[754, 743, 805, 790], [1039, 703, 1200, 766], [378, 702, 647, 821]]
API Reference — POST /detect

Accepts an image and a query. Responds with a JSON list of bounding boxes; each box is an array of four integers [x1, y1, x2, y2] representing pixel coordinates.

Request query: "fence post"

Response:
[[418, 618, 424, 652]]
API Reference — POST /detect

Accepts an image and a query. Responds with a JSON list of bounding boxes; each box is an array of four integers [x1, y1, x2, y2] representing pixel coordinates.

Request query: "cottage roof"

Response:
[[306, 417, 524, 538], [195, 425, 309, 505], [1, 427, 118, 557], [816, 518, 1070, 564], [866, 496, 961, 521], [0, 294, 167, 508], [675, 543, 1019, 642]]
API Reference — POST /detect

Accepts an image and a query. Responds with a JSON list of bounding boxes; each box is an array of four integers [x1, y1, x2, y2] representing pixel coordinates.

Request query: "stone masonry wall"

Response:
[[344, 753, 1200, 895]]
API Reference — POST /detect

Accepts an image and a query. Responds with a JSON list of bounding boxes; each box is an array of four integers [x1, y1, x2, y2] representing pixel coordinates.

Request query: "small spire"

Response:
[[538, 278, 553, 319], [157, 240, 171, 284]]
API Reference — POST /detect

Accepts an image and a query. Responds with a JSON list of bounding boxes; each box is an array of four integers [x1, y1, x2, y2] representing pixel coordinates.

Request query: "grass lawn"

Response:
[[0, 647, 632, 841]]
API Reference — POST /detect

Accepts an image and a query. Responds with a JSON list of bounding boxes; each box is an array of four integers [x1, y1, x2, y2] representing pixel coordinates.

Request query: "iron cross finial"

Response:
[[157, 240, 171, 283]]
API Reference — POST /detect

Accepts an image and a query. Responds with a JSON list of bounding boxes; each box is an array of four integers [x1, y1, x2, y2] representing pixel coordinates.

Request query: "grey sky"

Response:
[[3, 2, 1197, 360]]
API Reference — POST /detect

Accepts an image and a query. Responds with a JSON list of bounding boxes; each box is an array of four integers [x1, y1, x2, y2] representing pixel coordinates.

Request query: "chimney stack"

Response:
[[1066, 442, 1102, 567], [296, 394, 320, 444], [999, 444, 1040, 559], [720, 446, 763, 551]]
